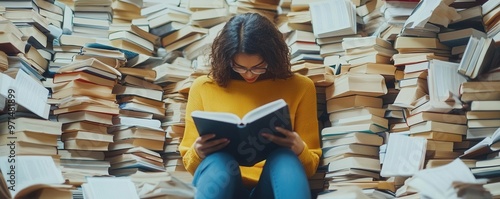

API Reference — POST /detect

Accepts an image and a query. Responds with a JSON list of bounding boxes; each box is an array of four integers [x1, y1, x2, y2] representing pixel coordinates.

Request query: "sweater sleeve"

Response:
[[295, 79, 322, 177], [179, 77, 205, 175]]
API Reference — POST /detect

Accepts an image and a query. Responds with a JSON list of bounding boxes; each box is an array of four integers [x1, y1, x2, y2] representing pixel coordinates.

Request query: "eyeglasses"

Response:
[[231, 61, 268, 75]]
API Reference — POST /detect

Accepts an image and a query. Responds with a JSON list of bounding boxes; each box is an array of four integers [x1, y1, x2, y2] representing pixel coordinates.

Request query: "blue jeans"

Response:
[[192, 148, 311, 199]]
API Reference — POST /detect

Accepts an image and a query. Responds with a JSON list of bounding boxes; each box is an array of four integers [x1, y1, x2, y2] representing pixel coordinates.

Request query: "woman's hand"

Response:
[[193, 134, 230, 159], [261, 127, 305, 155]]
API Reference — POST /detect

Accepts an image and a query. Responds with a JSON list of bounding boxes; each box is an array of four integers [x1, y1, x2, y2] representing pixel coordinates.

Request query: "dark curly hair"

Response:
[[210, 13, 293, 87]]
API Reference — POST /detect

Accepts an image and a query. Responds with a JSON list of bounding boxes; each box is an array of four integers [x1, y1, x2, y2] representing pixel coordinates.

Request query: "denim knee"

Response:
[[193, 152, 245, 199]]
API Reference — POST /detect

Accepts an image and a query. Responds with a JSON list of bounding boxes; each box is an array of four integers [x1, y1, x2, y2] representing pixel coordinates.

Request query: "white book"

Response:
[[428, 60, 467, 103], [464, 37, 485, 77], [380, 134, 427, 177], [112, 116, 162, 130], [310, 0, 356, 38], [0, 156, 67, 198], [82, 177, 139, 199], [62, 5, 74, 35], [407, 159, 478, 199]]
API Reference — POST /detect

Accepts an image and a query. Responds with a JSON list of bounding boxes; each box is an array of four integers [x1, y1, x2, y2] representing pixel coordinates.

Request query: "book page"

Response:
[[83, 177, 139, 199], [404, 0, 440, 28], [485, 128, 500, 151], [0, 72, 14, 98], [0, 156, 64, 197], [13, 70, 50, 119], [429, 60, 467, 103], [381, 134, 427, 177], [242, 99, 287, 124], [191, 111, 241, 124], [462, 137, 492, 158], [310, 0, 351, 38], [408, 159, 477, 199]]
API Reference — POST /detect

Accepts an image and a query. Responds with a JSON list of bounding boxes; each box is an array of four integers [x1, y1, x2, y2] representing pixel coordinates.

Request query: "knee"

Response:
[[194, 152, 243, 194]]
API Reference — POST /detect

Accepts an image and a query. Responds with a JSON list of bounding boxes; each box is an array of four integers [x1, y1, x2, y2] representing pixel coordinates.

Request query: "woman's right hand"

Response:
[[193, 134, 230, 159]]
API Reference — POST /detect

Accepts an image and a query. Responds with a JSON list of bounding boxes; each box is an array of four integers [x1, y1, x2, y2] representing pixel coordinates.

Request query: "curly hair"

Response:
[[210, 13, 293, 87]]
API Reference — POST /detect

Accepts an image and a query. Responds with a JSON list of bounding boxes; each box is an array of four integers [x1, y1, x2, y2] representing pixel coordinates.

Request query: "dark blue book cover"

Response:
[[191, 99, 292, 166]]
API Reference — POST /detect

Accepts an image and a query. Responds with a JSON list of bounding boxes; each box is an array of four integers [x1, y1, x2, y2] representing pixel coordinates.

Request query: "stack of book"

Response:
[[51, 58, 121, 185], [72, 0, 112, 38], [321, 71, 390, 193], [189, 0, 229, 28], [111, 0, 142, 23], [106, 146, 166, 176], [0, 117, 62, 163], [109, 24, 158, 56]]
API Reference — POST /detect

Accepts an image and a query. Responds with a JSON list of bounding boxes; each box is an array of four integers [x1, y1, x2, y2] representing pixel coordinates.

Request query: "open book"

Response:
[[461, 127, 500, 158], [0, 156, 71, 199], [191, 99, 291, 166]]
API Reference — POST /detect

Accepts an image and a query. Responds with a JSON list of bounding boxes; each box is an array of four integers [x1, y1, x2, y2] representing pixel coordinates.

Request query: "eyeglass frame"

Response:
[[231, 60, 268, 75]]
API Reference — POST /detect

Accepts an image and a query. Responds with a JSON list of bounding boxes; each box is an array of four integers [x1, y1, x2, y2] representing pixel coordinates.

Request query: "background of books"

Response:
[[1, 0, 500, 198]]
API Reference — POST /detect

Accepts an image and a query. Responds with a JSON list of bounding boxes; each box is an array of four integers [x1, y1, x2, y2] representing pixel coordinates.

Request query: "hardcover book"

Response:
[[191, 99, 291, 166]]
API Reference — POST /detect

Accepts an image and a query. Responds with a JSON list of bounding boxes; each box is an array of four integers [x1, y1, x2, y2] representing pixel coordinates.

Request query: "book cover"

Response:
[[191, 99, 291, 166]]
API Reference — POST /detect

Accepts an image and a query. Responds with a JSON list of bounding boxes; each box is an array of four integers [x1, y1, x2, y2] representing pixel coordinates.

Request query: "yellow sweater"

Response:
[[179, 74, 322, 188]]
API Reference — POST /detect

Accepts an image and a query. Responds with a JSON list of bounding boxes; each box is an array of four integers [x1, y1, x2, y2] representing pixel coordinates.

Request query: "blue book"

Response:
[[191, 99, 291, 166]]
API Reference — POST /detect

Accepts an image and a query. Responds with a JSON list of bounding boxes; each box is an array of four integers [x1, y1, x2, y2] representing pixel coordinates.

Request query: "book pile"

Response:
[[111, 0, 142, 24], [72, 0, 112, 39], [50, 58, 121, 185], [0, 156, 73, 199], [108, 51, 168, 176], [0, 14, 62, 167]]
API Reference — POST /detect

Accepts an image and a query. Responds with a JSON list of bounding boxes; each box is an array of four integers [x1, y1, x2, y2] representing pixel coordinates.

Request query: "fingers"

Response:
[[261, 127, 305, 155], [261, 127, 296, 146], [201, 140, 230, 155], [199, 138, 229, 150], [194, 135, 230, 159]]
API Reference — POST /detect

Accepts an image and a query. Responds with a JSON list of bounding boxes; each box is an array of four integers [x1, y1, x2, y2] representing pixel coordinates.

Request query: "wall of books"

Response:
[[0, 0, 500, 198]]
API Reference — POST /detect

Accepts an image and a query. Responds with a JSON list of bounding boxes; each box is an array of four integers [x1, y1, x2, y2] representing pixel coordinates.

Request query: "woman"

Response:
[[179, 13, 321, 199]]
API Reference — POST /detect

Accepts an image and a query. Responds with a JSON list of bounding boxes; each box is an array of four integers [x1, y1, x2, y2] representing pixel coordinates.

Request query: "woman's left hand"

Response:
[[261, 127, 305, 155]]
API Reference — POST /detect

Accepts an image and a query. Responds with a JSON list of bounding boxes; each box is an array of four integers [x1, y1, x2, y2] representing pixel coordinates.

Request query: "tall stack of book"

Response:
[[320, 71, 390, 193], [397, 60, 468, 169], [459, 70, 500, 186], [51, 58, 121, 185], [292, 63, 334, 194], [155, 56, 194, 172], [110, 84, 165, 151], [0, 48, 61, 166]]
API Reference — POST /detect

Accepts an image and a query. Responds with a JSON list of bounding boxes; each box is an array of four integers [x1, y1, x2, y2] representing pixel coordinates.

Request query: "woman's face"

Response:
[[232, 53, 268, 83]]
